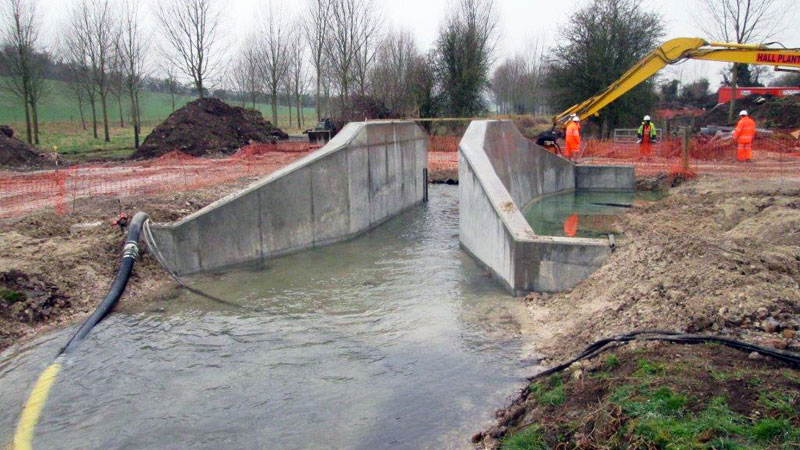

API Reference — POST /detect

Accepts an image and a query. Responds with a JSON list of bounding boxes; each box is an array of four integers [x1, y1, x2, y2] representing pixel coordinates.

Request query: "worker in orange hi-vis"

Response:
[[564, 115, 581, 160], [733, 110, 756, 162]]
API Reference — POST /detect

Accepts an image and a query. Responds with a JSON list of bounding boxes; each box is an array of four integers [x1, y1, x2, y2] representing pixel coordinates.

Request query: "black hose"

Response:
[[58, 212, 149, 356], [529, 329, 800, 381]]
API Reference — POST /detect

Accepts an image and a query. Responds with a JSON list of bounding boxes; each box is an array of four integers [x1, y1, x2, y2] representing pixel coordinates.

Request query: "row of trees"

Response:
[[0, 0, 147, 146], [224, 0, 500, 127], [4, 0, 796, 146]]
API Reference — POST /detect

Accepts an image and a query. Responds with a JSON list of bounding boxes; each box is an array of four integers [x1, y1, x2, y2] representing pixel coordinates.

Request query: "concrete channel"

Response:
[[458, 120, 634, 295]]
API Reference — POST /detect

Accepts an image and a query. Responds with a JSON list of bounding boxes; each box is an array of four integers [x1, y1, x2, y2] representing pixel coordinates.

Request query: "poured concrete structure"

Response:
[[149, 121, 428, 275], [459, 120, 633, 295]]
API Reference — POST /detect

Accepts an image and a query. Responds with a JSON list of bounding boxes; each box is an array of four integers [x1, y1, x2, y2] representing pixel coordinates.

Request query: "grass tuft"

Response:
[[500, 427, 548, 450]]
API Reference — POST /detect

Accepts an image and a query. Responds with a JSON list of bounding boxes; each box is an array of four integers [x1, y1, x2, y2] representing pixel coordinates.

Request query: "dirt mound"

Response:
[[0, 125, 49, 169], [698, 94, 800, 128], [521, 177, 800, 364], [131, 98, 284, 159]]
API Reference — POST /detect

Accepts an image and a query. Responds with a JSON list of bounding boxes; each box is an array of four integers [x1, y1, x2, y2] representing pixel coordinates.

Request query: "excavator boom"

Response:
[[555, 38, 800, 126]]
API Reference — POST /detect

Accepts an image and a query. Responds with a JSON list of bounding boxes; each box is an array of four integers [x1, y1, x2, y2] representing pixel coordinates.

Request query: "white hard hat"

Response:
[[739, 110, 748, 116], [572, 115, 580, 122], [643, 115, 651, 121]]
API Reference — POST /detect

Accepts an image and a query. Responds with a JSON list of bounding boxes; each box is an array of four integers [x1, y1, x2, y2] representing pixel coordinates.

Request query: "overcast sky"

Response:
[[36, 0, 800, 87]]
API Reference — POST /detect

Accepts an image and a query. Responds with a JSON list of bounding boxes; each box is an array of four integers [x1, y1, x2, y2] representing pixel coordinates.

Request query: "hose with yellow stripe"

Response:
[[12, 212, 149, 450]]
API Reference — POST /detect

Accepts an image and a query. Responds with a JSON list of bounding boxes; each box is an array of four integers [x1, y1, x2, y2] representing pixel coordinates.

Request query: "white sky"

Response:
[[37, 0, 800, 88]]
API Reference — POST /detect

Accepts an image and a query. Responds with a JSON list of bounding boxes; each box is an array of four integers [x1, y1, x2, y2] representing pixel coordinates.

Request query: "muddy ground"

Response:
[[477, 175, 800, 449], [0, 180, 256, 352], [520, 176, 800, 365]]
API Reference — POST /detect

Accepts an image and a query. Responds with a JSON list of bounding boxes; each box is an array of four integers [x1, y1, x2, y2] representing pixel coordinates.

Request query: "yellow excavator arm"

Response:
[[556, 37, 800, 125]]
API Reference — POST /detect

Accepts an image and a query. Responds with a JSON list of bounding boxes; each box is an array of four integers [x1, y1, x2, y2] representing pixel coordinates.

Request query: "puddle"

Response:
[[0, 185, 532, 450]]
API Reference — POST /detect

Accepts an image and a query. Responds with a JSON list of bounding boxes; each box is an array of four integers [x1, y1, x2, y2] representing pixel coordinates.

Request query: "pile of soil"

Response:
[[520, 176, 800, 367], [0, 125, 49, 169], [697, 94, 800, 128], [131, 98, 285, 159]]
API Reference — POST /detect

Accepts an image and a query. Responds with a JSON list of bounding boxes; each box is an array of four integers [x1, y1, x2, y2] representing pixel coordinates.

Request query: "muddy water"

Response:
[[522, 189, 637, 238], [0, 185, 533, 450]]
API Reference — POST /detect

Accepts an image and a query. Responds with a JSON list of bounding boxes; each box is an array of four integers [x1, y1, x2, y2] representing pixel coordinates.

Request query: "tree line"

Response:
[[3, 0, 797, 147]]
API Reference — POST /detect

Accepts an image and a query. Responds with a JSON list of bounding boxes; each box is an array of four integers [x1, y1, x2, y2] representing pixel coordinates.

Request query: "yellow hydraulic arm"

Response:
[[556, 37, 800, 125]]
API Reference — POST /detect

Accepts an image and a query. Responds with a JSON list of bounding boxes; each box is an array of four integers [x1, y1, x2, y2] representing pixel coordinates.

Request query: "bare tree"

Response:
[[257, 1, 290, 126], [351, 0, 381, 97], [697, 0, 797, 121], [63, 33, 99, 138], [325, 0, 380, 113], [303, 0, 331, 120], [68, 0, 117, 142], [231, 35, 260, 109], [287, 23, 309, 128], [65, 61, 88, 130], [157, 0, 223, 98], [368, 28, 418, 116], [110, 50, 125, 127], [117, 0, 147, 148], [0, 0, 47, 144], [163, 64, 180, 111]]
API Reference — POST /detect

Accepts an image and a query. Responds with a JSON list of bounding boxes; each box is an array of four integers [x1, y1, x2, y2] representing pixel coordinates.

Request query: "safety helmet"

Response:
[[739, 110, 748, 116], [572, 115, 580, 122], [643, 115, 651, 121]]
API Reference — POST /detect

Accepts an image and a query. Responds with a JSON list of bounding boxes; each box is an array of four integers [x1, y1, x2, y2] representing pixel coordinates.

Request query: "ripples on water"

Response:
[[0, 185, 531, 450]]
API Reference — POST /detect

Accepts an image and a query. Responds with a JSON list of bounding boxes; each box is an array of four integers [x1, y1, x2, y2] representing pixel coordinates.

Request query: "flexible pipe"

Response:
[[13, 211, 149, 449]]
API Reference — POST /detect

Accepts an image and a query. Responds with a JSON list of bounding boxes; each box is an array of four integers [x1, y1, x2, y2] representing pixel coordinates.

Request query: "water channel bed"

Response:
[[522, 189, 639, 238], [0, 185, 531, 450]]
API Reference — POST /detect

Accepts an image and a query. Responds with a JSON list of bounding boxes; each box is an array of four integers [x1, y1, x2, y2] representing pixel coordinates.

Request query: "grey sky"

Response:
[[37, 0, 800, 88]]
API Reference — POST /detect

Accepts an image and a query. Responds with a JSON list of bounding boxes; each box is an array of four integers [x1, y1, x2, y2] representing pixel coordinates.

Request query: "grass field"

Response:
[[1, 78, 318, 158]]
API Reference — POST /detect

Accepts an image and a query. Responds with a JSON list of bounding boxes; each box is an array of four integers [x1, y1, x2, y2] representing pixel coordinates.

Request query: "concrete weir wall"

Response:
[[149, 121, 428, 275], [459, 120, 633, 295]]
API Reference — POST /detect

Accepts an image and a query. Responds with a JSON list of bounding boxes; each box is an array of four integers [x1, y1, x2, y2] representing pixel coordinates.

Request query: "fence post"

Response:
[[681, 127, 690, 172]]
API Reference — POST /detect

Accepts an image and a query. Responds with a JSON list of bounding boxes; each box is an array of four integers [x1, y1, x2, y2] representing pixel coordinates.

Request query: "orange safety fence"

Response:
[[3, 134, 797, 219], [580, 134, 800, 179], [423, 133, 800, 182], [0, 142, 321, 219]]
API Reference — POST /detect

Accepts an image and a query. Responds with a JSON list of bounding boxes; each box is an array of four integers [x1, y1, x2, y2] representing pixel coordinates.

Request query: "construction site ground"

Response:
[[478, 175, 800, 449]]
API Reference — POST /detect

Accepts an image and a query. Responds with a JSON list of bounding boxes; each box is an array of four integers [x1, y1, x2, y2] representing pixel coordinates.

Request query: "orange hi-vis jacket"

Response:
[[565, 122, 581, 156], [733, 116, 756, 144]]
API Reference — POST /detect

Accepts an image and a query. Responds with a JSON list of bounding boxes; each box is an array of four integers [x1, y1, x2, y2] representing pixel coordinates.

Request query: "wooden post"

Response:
[[682, 127, 690, 172]]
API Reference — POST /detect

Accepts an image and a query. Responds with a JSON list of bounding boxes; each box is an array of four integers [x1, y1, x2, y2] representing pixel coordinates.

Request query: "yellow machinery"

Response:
[[553, 37, 800, 126]]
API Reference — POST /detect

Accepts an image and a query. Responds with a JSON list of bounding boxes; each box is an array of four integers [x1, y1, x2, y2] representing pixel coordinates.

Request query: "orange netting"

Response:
[[0, 142, 320, 219], [3, 134, 797, 219], [580, 134, 800, 179]]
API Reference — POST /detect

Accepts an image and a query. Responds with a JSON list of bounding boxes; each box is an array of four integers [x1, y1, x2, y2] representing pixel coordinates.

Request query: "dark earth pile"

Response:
[[131, 98, 285, 159], [0, 125, 48, 169], [698, 94, 800, 128]]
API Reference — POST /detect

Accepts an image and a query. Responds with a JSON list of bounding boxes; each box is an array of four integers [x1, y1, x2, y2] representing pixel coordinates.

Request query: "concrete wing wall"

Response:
[[481, 120, 575, 207], [149, 121, 428, 275], [459, 120, 630, 295]]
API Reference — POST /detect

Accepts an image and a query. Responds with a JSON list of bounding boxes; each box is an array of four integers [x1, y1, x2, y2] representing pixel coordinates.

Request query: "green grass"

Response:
[[528, 374, 566, 406], [0, 288, 25, 305], [1, 77, 319, 159], [501, 352, 800, 450], [0, 77, 316, 130], [500, 427, 548, 450]]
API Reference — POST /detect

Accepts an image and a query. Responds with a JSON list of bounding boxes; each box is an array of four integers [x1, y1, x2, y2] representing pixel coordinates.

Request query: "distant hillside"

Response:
[[0, 78, 315, 126]]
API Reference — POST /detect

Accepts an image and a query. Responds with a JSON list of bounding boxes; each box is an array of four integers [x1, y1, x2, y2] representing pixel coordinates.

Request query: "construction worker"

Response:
[[732, 110, 756, 162], [637, 115, 657, 160], [564, 115, 581, 160]]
